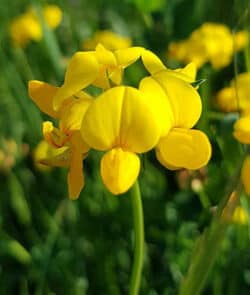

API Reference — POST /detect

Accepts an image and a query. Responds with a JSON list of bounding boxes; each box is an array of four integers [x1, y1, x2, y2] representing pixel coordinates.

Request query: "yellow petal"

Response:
[[53, 52, 99, 110], [28, 80, 59, 118], [114, 47, 143, 67], [38, 146, 70, 167], [59, 97, 92, 134], [70, 131, 90, 154], [108, 67, 123, 85], [43, 121, 68, 148], [155, 148, 179, 170], [95, 44, 117, 66], [152, 72, 202, 128], [156, 128, 211, 170], [141, 49, 166, 74], [67, 150, 84, 200], [81, 86, 161, 152], [172, 62, 197, 83], [233, 116, 250, 144], [241, 156, 250, 195], [92, 69, 110, 89], [101, 148, 140, 195], [139, 76, 174, 136]]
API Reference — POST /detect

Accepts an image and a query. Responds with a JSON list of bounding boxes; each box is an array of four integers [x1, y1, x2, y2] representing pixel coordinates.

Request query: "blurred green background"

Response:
[[0, 0, 250, 294]]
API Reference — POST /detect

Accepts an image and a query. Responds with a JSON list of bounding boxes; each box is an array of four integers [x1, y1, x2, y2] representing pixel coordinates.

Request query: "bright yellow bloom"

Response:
[[81, 86, 164, 194], [241, 156, 250, 195], [168, 23, 248, 69], [33, 140, 67, 172], [232, 206, 248, 225], [43, 5, 63, 29], [216, 73, 250, 114], [82, 30, 132, 51], [9, 5, 62, 47], [29, 46, 212, 196], [139, 51, 211, 170], [10, 12, 42, 47], [53, 45, 143, 109], [29, 80, 90, 199], [233, 116, 250, 144]]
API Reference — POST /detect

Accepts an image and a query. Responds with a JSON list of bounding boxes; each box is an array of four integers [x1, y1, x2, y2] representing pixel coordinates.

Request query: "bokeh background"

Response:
[[0, 0, 250, 294]]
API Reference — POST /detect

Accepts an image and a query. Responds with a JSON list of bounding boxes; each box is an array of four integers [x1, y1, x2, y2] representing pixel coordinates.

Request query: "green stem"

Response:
[[129, 181, 144, 295], [197, 66, 212, 133]]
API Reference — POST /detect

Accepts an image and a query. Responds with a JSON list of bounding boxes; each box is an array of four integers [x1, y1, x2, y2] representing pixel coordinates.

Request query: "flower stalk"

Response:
[[129, 181, 144, 295]]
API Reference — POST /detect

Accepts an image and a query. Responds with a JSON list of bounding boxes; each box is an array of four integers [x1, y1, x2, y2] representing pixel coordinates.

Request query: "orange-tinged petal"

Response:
[[59, 97, 92, 134], [156, 128, 211, 170], [43, 121, 68, 148], [233, 116, 250, 144], [152, 72, 202, 128], [241, 156, 250, 195], [101, 148, 140, 195], [28, 80, 59, 118], [70, 131, 90, 154], [81, 86, 161, 153], [67, 150, 84, 200], [53, 51, 99, 110]]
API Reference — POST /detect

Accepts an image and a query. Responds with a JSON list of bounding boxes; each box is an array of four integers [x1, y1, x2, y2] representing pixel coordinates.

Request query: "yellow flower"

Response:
[[33, 140, 67, 172], [232, 206, 248, 225], [216, 73, 250, 114], [43, 5, 63, 29], [139, 52, 211, 170], [29, 80, 90, 199], [53, 45, 143, 109], [29, 46, 212, 197], [10, 12, 42, 47], [241, 156, 250, 195], [233, 116, 250, 144], [82, 30, 132, 51], [9, 5, 62, 47], [81, 86, 164, 194], [234, 30, 249, 51], [168, 23, 248, 69]]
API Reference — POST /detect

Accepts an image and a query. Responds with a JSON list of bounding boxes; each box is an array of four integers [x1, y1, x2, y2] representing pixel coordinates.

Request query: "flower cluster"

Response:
[[168, 23, 248, 69], [29, 45, 211, 199], [82, 30, 132, 51], [216, 72, 250, 113], [225, 73, 250, 195], [9, 5, 62, 47]]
